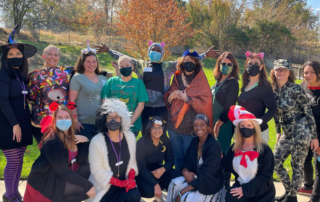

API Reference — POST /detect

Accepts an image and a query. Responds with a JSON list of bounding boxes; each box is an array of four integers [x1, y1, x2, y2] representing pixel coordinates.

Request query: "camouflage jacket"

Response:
[[108, 49, 205, 107], [273, 81, 317, 139]]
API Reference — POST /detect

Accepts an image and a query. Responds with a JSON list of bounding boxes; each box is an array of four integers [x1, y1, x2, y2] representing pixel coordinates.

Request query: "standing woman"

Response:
[[299, 61, 320, 202], [0, 27, 35, 202], [237, 51, 277, 143], [69, 51, 108, 140], [271, 59, 319, 202], [28, 45, 73, 144], [164, 50, 213, 171], [88, 99, 141, 202]]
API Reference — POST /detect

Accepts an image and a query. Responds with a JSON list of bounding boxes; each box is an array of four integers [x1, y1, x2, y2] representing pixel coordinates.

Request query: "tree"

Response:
[[116, 0, 197, 60]]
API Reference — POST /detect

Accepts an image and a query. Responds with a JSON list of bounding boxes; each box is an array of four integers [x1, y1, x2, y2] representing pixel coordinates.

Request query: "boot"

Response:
[[283, 195, 298, 202], [275, 191, 289, 202]]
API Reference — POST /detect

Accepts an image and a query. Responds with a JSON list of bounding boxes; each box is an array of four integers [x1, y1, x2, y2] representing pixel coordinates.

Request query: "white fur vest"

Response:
[[86, 131, 138, 202]]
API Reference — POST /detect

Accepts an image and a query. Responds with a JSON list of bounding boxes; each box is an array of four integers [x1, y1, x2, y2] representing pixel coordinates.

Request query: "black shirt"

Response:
[[143, 62, 164, 93], [237, 83, 277, 131], [213, 79, 239, 123]]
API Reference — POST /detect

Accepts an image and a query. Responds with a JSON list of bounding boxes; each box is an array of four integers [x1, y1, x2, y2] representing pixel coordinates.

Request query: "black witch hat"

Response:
[[0, 24, 37, 58]]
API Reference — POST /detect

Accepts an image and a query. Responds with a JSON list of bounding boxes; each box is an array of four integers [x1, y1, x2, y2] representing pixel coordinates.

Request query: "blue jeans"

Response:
[[80, 123, 97, 140], [168, 128, 195, 171]]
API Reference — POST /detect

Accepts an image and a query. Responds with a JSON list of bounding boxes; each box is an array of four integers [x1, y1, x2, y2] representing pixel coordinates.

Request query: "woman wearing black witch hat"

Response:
[[0, 25, 37, 202], [136, 116, 181, 201]]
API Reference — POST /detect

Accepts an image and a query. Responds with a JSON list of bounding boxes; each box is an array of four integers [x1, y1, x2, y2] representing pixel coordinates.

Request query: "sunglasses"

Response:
[[220, 62, 233, 67]]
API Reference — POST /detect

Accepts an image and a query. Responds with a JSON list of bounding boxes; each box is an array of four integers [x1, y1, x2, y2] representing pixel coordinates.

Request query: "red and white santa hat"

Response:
[[228, 105, 263, 126]]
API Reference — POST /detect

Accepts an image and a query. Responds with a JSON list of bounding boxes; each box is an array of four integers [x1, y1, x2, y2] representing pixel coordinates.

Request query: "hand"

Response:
[[230, 187, 243, 199], [111, 61, 119, 70], [154, 184, 162, 198], [175, 195, 181, 202], [183, 170, 195, 183], [170, 90, 182, 100], [76, 121, 84, 133], [13, 124, 22, 142], [276, 133, 281, 143], [86, 186, 96, 198], [125, 179, 136, 192], [179, 90, 188, 102], [205, 45, 223, 58], [94, 42, 110, 54], [316, 147, 320, 155], [311, 139, 319, 151], [152, 167, 166, 179], [75, 135, 89, 144], [214, 120, 223, 138]]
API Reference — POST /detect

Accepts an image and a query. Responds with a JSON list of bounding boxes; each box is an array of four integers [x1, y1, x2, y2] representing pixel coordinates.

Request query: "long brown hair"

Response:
[[270, 69, 295, 89], [176, 56, 202, 75], [40, 105, 77, 151], [241, 55, 270, 92], [74, 51, 101, 74], [213, 52, 240, 81], [302, 61, 320, 82]]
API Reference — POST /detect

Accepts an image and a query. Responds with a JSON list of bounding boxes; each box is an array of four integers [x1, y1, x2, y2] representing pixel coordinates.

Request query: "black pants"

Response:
[[136, 169, 181, 198], [141, 106, 168, 136], [303, 147, 315, 189], [225, 181, 276, 202], [311, 152, 320, 201], [32, 126, 43, 145]]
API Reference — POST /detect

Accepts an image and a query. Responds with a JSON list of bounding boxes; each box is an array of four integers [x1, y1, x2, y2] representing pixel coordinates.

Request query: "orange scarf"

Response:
[[164, 69, 213, 131]]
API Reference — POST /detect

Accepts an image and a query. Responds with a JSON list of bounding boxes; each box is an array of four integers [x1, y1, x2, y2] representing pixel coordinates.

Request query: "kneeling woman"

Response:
[[136, 117, 181, 200], [88, 98, 141, 202], [166, 114, 225, 202], [24, 105, 95, 202], [223, 105, 275, 202]]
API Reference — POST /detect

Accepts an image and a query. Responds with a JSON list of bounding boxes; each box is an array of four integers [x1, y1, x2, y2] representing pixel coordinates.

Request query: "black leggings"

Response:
[[32, 126, 43, 145], [303, 147, 314, 188], [62, 163, 91, 202]]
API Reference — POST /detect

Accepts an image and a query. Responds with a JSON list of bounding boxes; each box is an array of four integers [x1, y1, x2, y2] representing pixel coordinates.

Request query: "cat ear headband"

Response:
[[246, 51, 264, 60]]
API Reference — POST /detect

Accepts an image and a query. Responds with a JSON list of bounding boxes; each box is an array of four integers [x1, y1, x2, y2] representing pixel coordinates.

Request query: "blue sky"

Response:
[[308, 0, 320, 12]]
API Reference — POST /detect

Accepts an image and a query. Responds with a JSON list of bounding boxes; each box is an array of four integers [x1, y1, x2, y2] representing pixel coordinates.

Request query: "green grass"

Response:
[[0, 41, 300, 180]]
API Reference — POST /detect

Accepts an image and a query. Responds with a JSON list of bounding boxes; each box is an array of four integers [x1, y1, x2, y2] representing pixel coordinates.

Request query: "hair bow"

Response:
[[245, 51, 264, 60]]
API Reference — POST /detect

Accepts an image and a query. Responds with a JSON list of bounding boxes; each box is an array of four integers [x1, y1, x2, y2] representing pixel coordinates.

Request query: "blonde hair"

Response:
[[118, 56, 133, 66], [42, 45, 60, 68], [233, 120, 265, 153]]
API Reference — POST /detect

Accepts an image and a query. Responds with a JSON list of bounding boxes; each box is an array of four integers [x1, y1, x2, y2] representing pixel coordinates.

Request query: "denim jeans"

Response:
[[167, 128, 195, 170], [79, 123, 97, 140]]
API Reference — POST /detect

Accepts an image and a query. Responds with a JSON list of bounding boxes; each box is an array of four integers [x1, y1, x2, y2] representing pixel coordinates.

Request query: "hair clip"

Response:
[[49, 102, 59, 111], [67, 102, 77, 110]]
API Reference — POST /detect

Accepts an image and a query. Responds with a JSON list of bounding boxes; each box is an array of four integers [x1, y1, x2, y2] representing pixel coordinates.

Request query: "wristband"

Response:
[[179, 191, 182, 197]]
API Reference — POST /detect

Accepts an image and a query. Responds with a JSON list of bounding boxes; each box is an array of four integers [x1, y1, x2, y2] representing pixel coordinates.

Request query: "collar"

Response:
[[308, 86, 320, 90]]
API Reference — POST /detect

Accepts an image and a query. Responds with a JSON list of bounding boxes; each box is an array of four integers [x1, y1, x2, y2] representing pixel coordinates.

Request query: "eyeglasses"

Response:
[[248, 62, 261, 66], [107, 116, 121, 122], [220, 62, 233, 67], [151, 126, 164, 131]]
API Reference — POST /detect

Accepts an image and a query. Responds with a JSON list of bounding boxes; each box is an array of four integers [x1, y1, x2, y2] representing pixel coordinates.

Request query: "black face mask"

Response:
[[8, 58, 23, 68], [105, 120, 122, 131], [247, 64, 261, 77], [120, 67, 132, 77], [183, 62, 196, 73], [240, 127, 256, 138]]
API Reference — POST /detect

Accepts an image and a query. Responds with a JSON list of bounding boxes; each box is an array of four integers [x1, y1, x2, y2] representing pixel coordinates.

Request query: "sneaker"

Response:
[[298, 186, 313, 196]]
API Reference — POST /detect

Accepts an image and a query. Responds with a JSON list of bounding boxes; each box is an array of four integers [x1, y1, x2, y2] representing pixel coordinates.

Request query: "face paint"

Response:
[[219, 64, 233, 75]]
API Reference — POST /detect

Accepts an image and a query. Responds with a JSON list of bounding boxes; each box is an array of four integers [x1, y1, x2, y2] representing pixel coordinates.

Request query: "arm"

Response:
[[100, 79, 112, 99], [131, 102, 144, 126], [241, 146, 274, 197], [69, 76, 82, 128], [260, 85, 277, 124], [69, 90, 80, 122], [136, 139, 159, 187], [221, 146, 234, 173], [0, 72, 19, 127], [219, 80, 239, 123], [274, 113, 282, 134], [27, 71, 40, 104], [45, 138, 93, 192]]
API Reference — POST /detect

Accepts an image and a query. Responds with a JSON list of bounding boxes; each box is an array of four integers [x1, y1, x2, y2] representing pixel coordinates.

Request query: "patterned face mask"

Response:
[[219, 64, 233, 75], [105, 119, 122, 131]]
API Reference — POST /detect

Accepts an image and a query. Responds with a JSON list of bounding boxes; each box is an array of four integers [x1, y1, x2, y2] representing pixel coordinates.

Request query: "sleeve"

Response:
[[136, 139, 158, 187], [69, 76, 81, 92], [44, 138, 93, 192], [163, 140, 174, 172], [76, 141, 89, 165], [163, 75, 179, 109], [28, 71, 41, 104], [101, 78, 112, 99], [274, 112, 282, 134], [190, 141, 222, 190], [199, 53, 206, 61], [137, 80, 149, 103], [219, 80, 239, 122], [221, 146, 234, 173], [89, 137, 114, 188], [241, 146, 274, 197], [0, 71, 19, 126], [297, 86, 318, 139], [260, 85, 277, 124]]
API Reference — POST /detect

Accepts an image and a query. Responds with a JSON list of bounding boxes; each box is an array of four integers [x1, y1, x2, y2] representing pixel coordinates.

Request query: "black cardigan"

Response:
[[180, 134, 224, 195], [27, 135, 93, 202], [136, 131, 174, 187], [222, 144, 275, 198]]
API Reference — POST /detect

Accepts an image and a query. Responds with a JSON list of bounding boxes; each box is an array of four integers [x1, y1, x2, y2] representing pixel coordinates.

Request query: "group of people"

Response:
[[1, 26, 320, 202]]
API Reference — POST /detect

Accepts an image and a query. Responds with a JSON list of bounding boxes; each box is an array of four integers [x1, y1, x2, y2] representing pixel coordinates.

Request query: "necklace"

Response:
[[16, 76, 27, 109], [106, 132, 122, 178]]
